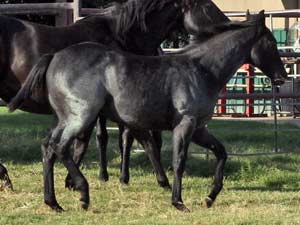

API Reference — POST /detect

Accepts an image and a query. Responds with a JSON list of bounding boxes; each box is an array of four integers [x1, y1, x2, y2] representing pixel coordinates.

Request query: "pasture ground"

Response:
[[0, 108, 300, 225]]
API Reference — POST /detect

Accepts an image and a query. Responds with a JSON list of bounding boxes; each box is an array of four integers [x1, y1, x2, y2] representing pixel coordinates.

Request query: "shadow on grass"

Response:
[[229, 186, 300, 192]]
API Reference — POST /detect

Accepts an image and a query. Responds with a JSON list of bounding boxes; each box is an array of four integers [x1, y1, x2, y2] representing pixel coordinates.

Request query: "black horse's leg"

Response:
[[131, 130, 170, 189], [148, 130, 170, 188], [65, 125, 94, 189], [96, 116, 109, 182], [119, 127, 134, 184], [42, 130, 63, 212], [171, 115, 196, 212], [50, 126, 90, 210], [191, 127, 227, 208], [118, 124, 124, 172], [151, 130, 163, 163], [0, 163, 13, 190]]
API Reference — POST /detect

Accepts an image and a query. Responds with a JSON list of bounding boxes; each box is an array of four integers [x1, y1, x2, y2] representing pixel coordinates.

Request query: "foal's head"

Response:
[[246, 10, 287, 85]]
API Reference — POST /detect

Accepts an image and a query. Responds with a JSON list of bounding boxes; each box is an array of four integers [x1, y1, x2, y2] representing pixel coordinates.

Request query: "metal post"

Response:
[[245, 64, 254, 117], [269, 14, 274, 32], [218, 88, 227, 114], [73, 0, 81, 22], [56, 0, 72, 26], [292, 72, 296, 117], [272, 85, 279, 152], [205, 148, 209, 160]]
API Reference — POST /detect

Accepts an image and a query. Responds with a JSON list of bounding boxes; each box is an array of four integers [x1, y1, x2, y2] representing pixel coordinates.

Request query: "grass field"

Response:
[[0, 108, 300, 225]]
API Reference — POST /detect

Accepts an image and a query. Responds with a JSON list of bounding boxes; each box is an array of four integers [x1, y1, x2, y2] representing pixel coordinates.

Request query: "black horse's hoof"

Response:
[[158, 180, 171, 190], [80, 196, 89, 210], [172, 202, 190, 213], [65, 178, 75, 190], [204, 197, 214, 208], [0, 165, 13, 191], [119, 176, 129, 185], [45, 200, 64, 213], [81, 201, 89, 210], [0, 175, 13, 191], [99, 172, 109, 182]]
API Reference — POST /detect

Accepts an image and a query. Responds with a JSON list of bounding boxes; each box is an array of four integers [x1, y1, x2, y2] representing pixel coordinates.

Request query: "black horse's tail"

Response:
[[8, 54, 54, 112]]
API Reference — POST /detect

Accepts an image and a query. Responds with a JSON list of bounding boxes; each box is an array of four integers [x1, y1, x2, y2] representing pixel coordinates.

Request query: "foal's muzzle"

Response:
[[273, 77, 285, 86], [272, 71, 288, 86]]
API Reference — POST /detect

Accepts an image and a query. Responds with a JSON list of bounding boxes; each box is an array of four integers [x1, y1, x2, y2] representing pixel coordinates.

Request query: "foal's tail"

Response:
[[8, 54, 54, 112]]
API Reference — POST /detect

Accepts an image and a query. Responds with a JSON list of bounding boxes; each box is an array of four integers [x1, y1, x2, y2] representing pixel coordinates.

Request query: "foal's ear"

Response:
[[246, 9, 265, 25], [256, 10, 266, 24]]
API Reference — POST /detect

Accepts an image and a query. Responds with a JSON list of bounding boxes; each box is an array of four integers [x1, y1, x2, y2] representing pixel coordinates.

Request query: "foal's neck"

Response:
[[192, 27, 257, 90]]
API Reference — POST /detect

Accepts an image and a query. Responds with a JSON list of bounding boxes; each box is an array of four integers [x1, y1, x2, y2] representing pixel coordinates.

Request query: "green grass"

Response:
[[0, 108, 300, 224]]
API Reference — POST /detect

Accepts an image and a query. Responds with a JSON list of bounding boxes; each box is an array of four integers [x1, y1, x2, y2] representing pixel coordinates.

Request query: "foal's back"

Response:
[[47, 42, 214, 130]]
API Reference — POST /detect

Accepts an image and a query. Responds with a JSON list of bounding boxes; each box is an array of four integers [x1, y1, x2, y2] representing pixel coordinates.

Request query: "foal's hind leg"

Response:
[[42, 129, 62, 212], [131, 130, 170, 189], [49, 124, 90, 210], [191, 127, 227, 208], [65, 124, 94, 190], [96, 116, 109, 182]]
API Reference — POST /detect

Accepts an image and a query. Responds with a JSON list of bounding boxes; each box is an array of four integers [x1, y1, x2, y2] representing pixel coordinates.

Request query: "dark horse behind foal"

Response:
[[9, 11, 287, 212], [0, 0, 229, 189]]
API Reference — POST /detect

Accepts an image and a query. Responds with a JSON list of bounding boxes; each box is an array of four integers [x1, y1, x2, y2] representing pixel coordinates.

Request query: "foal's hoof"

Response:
[[99, 172, 109, 182], [204, 197, 214, 208], [172, 202, 190, 213], [45, 201, 64, 213]]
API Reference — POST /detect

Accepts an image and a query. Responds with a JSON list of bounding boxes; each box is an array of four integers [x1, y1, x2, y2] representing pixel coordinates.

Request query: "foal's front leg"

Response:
[[191, 127, 227, 208], [171, 115, 196, 212]]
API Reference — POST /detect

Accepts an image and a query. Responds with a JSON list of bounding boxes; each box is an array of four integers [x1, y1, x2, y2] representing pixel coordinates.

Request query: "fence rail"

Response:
[[0, 3, 74, 15], [0, 1, 81, 24]]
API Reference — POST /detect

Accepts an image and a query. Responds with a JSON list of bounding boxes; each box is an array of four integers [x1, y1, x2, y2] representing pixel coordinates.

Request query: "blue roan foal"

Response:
[[9, 11, 287, 212]]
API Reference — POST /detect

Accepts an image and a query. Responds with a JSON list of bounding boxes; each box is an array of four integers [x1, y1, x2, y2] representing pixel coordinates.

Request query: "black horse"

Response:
[[0, 164, 12, 190], [9, 11, 287, 212], [0, 0, 229, 189]]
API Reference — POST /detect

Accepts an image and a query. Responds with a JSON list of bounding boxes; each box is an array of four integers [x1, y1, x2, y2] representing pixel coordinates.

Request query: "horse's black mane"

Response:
[[76, 0, 202, 37], [115, 0, 175, 35]]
